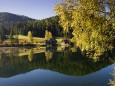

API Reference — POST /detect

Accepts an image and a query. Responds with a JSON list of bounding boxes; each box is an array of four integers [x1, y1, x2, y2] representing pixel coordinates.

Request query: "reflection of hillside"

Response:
[[0, 48, 114, 78]]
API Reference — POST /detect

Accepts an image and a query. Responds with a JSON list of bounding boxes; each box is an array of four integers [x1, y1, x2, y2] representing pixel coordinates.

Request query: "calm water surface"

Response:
[[0, 47, 114, 86]]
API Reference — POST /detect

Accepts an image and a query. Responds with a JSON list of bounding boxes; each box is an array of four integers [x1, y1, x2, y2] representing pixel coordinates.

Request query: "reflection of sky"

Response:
[[0, 64, 114, 86], [0, 0, 62, 19]]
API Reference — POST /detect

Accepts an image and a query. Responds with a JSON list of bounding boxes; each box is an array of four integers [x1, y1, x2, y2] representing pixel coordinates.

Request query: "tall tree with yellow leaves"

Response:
[[54, 0, 115, 55]]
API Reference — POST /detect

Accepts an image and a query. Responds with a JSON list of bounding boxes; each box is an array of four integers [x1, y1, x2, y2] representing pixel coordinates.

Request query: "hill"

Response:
[[0, 12, 67, 37], [0, 15, 64, 37], [0, 12, 35, 26]]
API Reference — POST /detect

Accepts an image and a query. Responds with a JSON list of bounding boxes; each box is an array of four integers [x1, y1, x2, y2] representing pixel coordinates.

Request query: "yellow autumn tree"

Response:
[[45, 30, 52, 40], [54, 0, 115, 55], [27, 31, 33, 43]]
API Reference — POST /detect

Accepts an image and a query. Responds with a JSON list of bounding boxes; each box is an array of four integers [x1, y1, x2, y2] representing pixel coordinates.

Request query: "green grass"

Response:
[[15, 35, 45, 43], [15, 35, 63, 43], [17, 35, 28, 39], [2, 35, 64, 46]]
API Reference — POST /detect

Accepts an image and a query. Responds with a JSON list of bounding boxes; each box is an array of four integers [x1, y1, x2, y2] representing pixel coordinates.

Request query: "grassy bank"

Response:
[[0, 35, 64, 47]]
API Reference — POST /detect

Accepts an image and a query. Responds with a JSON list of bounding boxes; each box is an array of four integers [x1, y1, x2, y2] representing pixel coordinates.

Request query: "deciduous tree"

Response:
[[27, 31, 33, 43], [54, 0, 115, 55]]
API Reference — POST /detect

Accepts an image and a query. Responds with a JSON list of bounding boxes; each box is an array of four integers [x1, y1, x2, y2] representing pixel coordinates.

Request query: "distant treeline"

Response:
[[0, 16, 73, 38]]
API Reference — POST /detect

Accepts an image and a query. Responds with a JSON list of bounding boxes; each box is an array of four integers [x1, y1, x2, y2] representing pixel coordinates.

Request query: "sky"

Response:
[[0, 0, 62, 19]]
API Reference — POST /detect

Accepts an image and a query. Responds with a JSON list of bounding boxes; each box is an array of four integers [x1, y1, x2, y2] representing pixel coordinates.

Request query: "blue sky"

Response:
[[0, 0, 62, 19]]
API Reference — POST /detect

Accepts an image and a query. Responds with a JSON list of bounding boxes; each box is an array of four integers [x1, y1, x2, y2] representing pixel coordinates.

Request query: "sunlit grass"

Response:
[[15, 35, 45, 44]]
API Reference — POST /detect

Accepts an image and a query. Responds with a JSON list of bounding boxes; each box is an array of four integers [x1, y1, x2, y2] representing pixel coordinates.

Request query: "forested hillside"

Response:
[[0, 12, 71, 37], [10, 16, 64, 37], [0, 12, 35, 26], [0, 12, 35, 35]]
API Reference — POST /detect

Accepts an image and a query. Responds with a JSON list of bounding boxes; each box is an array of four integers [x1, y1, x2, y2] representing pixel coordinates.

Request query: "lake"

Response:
[[0, 47, 114, 86]]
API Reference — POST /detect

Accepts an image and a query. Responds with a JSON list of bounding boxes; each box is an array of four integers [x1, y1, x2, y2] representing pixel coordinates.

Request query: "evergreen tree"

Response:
[[0, 25, 5, 42], [45, 30, 49, 40], [9, 16, 64, 37], [0, 35, 2, 44], [9, 28, 14, 45]]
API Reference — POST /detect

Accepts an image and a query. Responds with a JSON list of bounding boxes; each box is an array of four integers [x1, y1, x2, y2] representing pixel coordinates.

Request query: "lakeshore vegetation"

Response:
[[0, 0, 114, 57]]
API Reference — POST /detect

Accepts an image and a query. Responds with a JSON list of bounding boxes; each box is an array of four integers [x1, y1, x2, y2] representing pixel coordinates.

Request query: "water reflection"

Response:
[[45, 51, 53, 62], [0, 47, 114, 78], [28, 49, 34, 62], [109, 67, 115, 86]]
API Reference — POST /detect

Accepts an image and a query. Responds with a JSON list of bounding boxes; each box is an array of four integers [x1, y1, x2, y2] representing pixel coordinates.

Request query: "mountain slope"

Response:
[[0, 12, 35, 25], [0, 12, 63, 37]]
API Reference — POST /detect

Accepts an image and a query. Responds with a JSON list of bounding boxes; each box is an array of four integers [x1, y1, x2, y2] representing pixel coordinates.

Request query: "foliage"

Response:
[[0, 13, 73, 38], [54, 0, 115, 55], [0, 25, 6, 42], [0, 12, 35, 27], [27, 31, 33, 43], [9, 27, 14, 44], [45, 51, 53, 62], [28, 49, 33, 62], [109, 67, 115, 86], [3, 16, 66, 37], [0, 48, 114, 77], [45, 30, 52, 40], [0, 35, 2, 43]]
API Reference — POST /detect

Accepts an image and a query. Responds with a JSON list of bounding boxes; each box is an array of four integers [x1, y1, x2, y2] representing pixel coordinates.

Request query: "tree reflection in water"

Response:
[[0, 47, 114, 77], [45, 51, 53, 62], [109, 67, 115, 86], [28, 49, 33, 62]]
